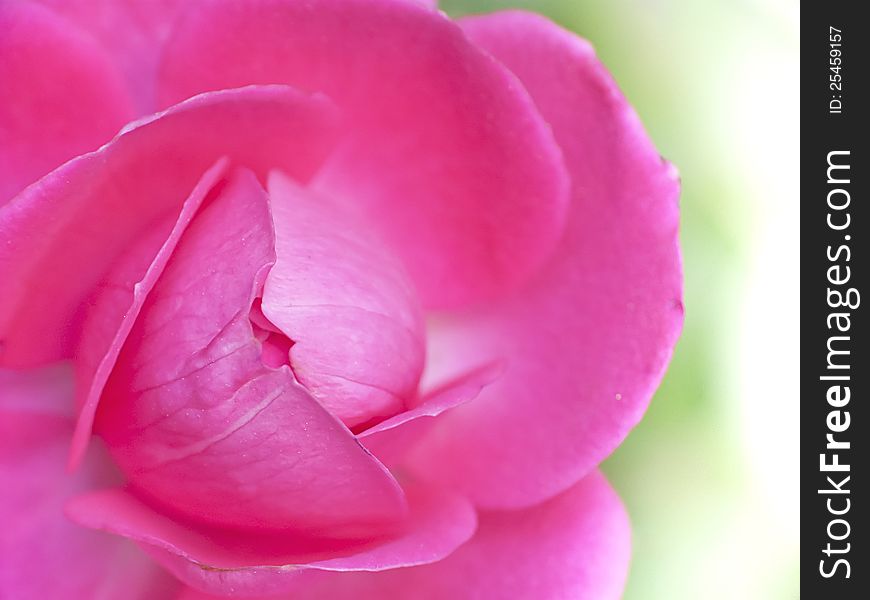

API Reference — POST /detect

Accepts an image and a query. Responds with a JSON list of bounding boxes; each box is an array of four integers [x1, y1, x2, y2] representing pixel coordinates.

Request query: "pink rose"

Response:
[[0, 0, 682, 598]]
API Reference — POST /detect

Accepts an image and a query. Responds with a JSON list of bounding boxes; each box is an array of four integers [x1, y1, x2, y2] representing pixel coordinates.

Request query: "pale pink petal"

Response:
[[0, 368, 176, 599], [28, 0, 186, 112], [67, 482, 476, 598], [0, 2, 134, 204], [96, 168, 407, 535], [359, 362, 501, 468], [158, 0, 569, 309], [70, 159, 228, 468], [0, 85, 339, 369], [175, 471, 628, 600], [262, 172, 425, 428], [404, 11, 683, 508]]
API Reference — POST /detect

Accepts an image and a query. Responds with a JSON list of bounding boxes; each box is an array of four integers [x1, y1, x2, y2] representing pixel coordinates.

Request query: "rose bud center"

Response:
[[92, 167, 423, 533]]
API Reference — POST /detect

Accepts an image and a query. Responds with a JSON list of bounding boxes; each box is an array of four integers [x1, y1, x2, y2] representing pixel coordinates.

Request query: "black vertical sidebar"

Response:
[[802, 3, 868, 598]]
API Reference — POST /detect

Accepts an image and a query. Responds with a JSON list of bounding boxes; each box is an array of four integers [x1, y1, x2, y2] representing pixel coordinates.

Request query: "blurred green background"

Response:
[[446, 1, 799, 598]]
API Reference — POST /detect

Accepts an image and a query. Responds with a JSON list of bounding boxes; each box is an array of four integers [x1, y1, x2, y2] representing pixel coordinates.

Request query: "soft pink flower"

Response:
[[0, 1, 682, 598]]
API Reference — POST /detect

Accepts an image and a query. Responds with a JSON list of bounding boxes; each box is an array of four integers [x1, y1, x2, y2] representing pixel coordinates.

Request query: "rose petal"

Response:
[[70, 159, 229, 468], [0, 367, 177, 600], [67, 482, 476, 598], [404, 11, 684, 508], [32, 0, 436, 113], [97, 168, 407, 535], [158, 0, 569, 309], [359, 362, 501, 468], [262, 172, 425, 428], [0, 85, 339, 369], [29, 0, 186, 112], [175, 471, 628, 600], [0, 2, 134, 204]]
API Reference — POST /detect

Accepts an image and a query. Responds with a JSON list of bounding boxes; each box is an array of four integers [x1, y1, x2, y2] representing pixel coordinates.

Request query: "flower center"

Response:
[[258, 171, 425, 429], [93, 167, 418, 533], [248, 299, 294, 370]]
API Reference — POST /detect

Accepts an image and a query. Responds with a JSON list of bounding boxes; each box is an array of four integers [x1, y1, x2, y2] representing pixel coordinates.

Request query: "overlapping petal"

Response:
[[404, 11, 683, 508], [71, 159, 229, 467], [262, 172, 425, 428], [28, 0, 186, 112], [359, 362, 501, 468], [96, 168, 407, 535], [68, 482, 476, 598], [158, 0, 569, 309], [0, 2, 134, 204], [0, 85, 339, 370], [175, 471, 628, 600]]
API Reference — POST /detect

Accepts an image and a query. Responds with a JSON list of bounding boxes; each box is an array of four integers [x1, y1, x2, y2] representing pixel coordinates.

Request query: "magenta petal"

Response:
[[70, 159, 229, 468], [31, 0, 437, 113], [404, 11, 684, 508], [0, 368, 177, 600], [97, 168, 406, 535], [0, 85, 339, 369], [176, 471, 628, 600], [30, 0, 186, 112], [67, 482, 476, 598], [262, 172, 425, 428], [359, 363, 501, 468], [159, 0, 569, 309], [0, 2, 134, 205]]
